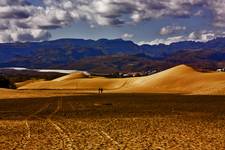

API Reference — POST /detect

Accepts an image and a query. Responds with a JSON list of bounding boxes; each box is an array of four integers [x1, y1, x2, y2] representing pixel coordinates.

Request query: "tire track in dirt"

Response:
[[47, 119, 75, 150], [47, 98, 76, 150], [74, 122, 121, 149], [68, 101, 76, 110], [13, 103, 50, 150], [99, 130, 121, 148], [47, 99, 62, 119], [25, 121, 31, 139], [30, 103, 50, 116], [23, 103, 50, 149], [67, 101, 121, 149]]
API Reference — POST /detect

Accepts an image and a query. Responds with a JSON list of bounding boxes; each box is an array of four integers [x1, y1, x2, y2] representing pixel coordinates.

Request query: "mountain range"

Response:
[[1, 38, 225, 73]]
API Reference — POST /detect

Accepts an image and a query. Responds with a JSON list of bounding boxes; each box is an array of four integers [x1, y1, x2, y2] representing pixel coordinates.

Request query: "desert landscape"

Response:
[[1, 94, 225, 149], [13, 64, 225, 95], [2, 0, 225, 149], [1, 65, 225, 149], [2, 64, 225, 100]]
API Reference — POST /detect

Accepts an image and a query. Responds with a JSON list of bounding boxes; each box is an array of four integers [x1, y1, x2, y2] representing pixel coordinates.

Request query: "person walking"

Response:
[[101, 88, 103, 94]]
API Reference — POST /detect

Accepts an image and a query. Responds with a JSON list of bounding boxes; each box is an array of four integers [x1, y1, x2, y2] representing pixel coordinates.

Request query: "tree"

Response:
[[0, 74, 16, 89]]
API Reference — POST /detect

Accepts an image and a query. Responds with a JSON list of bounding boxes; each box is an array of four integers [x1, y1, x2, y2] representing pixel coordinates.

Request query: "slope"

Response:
[[19, 65, 225, 95]]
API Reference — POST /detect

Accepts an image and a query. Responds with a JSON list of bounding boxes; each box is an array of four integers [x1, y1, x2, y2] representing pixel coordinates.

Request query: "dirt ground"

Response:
[[0, 94, 225, 150]]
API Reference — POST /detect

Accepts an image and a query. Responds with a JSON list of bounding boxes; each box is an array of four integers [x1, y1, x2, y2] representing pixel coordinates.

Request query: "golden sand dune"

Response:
[[125, 65, 225, 94], [19, 77, 129, 90], [52, 72, 90, 81], [19, 65, 225, 95], [16, 79, 45, 88]]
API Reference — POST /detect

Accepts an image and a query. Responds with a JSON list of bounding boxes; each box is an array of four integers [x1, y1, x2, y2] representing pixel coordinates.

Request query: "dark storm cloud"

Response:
[[0, 0, 31, 6], [0, 8, 30, 19]]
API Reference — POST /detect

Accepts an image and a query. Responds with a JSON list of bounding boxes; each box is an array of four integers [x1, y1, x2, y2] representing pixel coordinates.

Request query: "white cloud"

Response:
[[0, 0, 30, 6], [160, 25, 186, 35], [0, 29, 51, 43], [208, 0, 225, 28], [41, 0, 207, 27], [139, 30, 225, 45], [194, 10, 204, 16], [122, 33, 134, 39], [139, 36, 185, 45]]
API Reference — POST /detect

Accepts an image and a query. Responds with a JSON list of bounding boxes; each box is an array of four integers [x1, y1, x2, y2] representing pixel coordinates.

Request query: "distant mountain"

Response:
[[1, 38, 225, 73]]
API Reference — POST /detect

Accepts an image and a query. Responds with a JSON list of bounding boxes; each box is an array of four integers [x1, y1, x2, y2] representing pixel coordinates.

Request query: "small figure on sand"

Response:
[[98, 88, 104, 94]]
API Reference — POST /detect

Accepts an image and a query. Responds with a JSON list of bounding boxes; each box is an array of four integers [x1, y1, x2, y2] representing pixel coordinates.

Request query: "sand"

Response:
[[125, 65, 225, 95], [16, 79, 45, 88], [12, 64, 225, 95], [52, 72, 90, 81]]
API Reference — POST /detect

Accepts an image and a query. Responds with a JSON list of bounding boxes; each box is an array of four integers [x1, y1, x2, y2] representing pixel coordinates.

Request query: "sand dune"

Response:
[[16, 79, 45, 88], [19, 65, 225, 95], [52, 72, 90, 81], [19, 77, 129, 90], [125, 65, 225, 94]]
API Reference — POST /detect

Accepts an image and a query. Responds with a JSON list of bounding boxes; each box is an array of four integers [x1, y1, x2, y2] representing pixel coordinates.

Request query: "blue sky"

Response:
[[50, 14, 211, 43], [1, 0, 225, 45]]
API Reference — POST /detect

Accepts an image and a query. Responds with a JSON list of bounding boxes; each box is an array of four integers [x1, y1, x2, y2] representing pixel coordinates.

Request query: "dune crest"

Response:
[[53, 72, 90, 81], [19, 65, 225, 95], [162, 64, 197, 73], [125, 64, 225, 94]]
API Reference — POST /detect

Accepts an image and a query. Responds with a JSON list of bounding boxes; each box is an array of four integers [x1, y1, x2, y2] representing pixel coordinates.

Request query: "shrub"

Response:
[[0, 75, 16, 89]]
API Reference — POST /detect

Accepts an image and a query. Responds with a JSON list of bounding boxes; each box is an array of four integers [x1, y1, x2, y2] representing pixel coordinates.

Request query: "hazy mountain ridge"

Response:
[[1, 38, 225, 73]]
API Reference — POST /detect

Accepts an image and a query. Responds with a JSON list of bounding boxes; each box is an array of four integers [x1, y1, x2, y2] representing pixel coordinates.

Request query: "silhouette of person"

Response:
[[101, 88, 103, 94], [98, 88, 101, 94]]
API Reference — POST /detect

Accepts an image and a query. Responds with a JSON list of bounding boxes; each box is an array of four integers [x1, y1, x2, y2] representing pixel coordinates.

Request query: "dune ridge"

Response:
[[125, 65, 225, 94], [52, 72, 90, 81], [18, 65, 225, 95]]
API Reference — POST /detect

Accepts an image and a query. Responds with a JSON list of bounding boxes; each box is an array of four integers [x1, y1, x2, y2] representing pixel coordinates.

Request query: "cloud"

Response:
[[38, 0, 207, 28], [160, 25, 186, 35], [139, 30, 225, 45], [139, 36, 185, 45], [122, 33, 134, 39], [0, 6, 31, 19], [0, 0, 30, 6], [0, 0, 49, 42], [0, 29, 51, 43], [194, 10, 204, 16], [0, 0, 225, 42], [208, 0, 225, 28], [0, 0, 70, 42], [40, 0, 225, 29]]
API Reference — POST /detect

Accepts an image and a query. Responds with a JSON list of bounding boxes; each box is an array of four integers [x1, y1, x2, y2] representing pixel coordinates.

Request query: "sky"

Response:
[[1, 0, 225, 45]]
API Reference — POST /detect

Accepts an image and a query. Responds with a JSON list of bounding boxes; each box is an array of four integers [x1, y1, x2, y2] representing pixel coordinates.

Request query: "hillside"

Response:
[[65, 49, 225, 73], [1, 38, 225, 73], [0, 69, 66, 82]]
